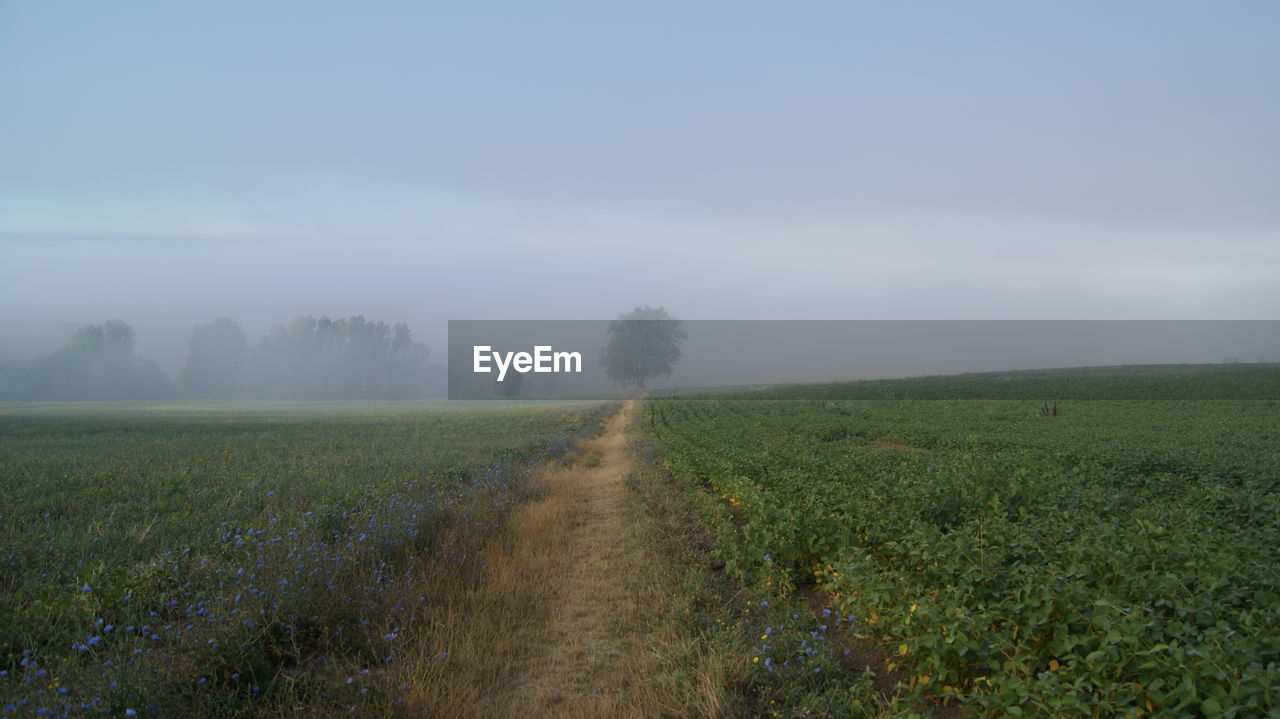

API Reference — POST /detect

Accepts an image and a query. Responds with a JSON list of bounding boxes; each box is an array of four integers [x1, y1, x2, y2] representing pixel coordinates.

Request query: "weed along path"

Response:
[[407, 401, 683, 718]]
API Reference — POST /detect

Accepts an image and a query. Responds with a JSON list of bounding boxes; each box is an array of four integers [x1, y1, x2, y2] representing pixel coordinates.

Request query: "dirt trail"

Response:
[[507, 400, 648, 712], [408, 400, 681, 718]]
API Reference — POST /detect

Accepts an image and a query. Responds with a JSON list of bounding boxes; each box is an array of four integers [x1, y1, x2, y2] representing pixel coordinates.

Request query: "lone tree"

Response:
[[600, 306, 686, 389]]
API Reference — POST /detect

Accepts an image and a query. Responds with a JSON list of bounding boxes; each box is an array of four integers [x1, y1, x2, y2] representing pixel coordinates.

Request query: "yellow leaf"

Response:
[[919, 675, 930, 685], [910, 603, 918, 613], [898, 643, 909, 655], [1049, 659, 1060, 671]]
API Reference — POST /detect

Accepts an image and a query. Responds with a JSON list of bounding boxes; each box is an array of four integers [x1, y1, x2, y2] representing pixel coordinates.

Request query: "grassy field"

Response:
[[5, 365, 1279, 718], [648, 369, 1280, 717], [0, 400, 603, 717]]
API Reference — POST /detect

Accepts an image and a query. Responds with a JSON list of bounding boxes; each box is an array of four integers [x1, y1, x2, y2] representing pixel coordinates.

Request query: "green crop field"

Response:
[[0, 400, 602, 717], [5, 365, 1279, 718], [707, 363, 1280, 401], [648, 370, 1280, 717]]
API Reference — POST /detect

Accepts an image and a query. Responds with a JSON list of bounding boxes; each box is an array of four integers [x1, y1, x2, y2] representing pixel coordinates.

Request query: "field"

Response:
[[706, 363, 1280, 401], [4, 367, 1279, 718], [0, 401, 602, 717], [648, 389, 1280, 716]]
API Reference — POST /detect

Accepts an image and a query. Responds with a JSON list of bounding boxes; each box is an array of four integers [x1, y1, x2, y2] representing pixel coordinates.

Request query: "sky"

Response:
[[2, 1, 1277, 371]]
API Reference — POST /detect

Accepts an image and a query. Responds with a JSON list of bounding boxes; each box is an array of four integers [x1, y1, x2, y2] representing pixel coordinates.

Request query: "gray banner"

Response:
[[447, 320, 1280, 399]]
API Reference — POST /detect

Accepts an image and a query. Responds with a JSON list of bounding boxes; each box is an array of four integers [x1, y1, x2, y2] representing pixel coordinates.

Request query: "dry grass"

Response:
[[398, 402, 742, 719]]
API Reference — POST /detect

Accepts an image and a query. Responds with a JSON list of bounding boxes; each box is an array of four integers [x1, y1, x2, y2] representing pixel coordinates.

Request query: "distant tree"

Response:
[[245, 315, 432, 399], [59, 325, 107, 397], [182, 318, 249, 397], [69, 324, 106, 360], [388, 322, 433, 397], [103, 357, 172, 400], [102, 320, 136, 364], [0, 320, 173, 400], [600, 306, 686, 389]]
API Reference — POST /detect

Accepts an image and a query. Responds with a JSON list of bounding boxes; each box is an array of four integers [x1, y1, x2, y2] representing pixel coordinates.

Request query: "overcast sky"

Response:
[[2, 1, 1277, 368]]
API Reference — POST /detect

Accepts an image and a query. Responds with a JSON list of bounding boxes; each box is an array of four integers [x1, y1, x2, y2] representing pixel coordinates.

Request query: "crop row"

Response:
[[648, 399, 1280, 716]]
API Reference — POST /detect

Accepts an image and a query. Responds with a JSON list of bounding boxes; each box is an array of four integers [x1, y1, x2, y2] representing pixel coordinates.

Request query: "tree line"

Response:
[[0, 316, 439, 400]]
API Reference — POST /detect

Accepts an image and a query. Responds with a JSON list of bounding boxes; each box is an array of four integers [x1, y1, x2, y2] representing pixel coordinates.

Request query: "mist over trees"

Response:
[[0, 320, 174, 400], [242, 316, 434, 399], [182, 317, 249, 397], [0, 315, 440, 400]]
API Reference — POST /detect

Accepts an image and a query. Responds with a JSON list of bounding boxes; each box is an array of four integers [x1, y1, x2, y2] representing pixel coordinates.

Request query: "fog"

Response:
[[2, 3, 1278, 396]]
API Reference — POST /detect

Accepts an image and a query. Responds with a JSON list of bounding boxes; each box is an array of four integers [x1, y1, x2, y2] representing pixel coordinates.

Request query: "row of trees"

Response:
[[185, 316, 436, 399], [0, 316, 440, 400]]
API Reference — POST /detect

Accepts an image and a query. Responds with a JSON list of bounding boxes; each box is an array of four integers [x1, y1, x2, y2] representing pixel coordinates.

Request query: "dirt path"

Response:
[[408, 401, 683, 718], [507, 400, 649, 712]]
